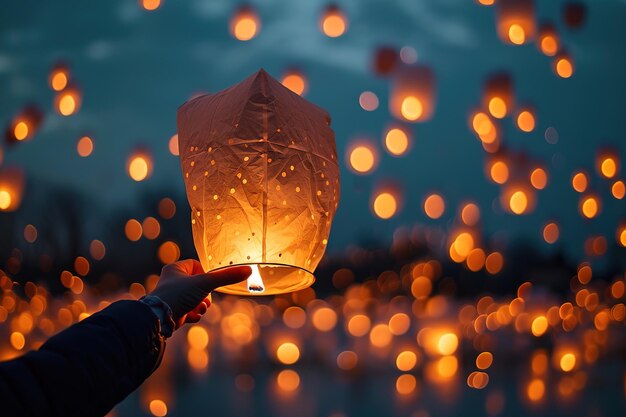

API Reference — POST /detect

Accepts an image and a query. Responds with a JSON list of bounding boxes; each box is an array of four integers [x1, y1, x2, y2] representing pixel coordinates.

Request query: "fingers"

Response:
[[166, 259, 204, 276], [193, 265, 252, 292]]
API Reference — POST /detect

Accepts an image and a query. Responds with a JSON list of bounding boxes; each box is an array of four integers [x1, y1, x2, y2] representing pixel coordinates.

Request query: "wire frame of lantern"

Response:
[[389, 65, 436, 123], [496, 0, 536, 45], [0, 167, 25, 212], [177, 69, 340, 295]]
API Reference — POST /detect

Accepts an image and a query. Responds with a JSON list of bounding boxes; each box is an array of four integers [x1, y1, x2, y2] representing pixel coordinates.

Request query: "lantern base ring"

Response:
[[210, 263, 315, 296]]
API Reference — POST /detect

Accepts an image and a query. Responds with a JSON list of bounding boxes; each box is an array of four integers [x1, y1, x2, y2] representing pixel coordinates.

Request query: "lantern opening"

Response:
[[247, 264, 265, 294]]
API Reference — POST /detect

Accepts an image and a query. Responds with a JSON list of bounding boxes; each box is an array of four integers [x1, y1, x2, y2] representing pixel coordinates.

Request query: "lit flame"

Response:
[[247, 264, 265, 294]]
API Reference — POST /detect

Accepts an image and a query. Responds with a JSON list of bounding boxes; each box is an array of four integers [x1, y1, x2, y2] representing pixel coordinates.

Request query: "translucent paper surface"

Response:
[[177, 69, 340, 295]]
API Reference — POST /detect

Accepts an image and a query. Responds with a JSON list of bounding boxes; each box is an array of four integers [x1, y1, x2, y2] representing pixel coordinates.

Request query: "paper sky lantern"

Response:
[[55, 84, 82, 116], [5, 105, 44, 145], [177, 69, 340, 295], [230, 5, 260, 41], [496, 0, 536, 45], [537, 24, 559, 56], [389, 65, 436, 123], [483, 73, 514, 119], [49, 62, 70, 92], [0, 167, 25, 212], [320, 5, 348, 38]]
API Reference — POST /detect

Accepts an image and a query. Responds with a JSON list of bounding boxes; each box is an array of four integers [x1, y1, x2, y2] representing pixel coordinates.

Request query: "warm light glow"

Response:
[[580, 196, 599, 219], [276, 342, 300, 365], [508, 24, 526, 45], [168, 134, 179, 156], [618, 228, 626, 247], [281, 72, 307, 96], [50, 71, 68, 91], [384, 128, 409, 156], [461, 203, 480, 226], [396, 351, 418, 371], [560, 353, 576, 372], [531, 316, 548, 337], [527, 379, 545, 402], [611, 181, 625, 199], [437, 333, 458, 356], [424, 193, 445, 219], [142, 0, 161, 11], [476, 352, 493, 370], [128, 155, 151, 181], [58, 92, 78, 116], [187, 325, 209, 350], [488, 97, 507, 119], [516, 110, 536, 132], [543, 222, 559, 244], [347, 314, 371, 337], [530, 168, 548, 190], [599, 157, 617, 178], [401, 96, 423, 121], [0, 190, 12, 210], [77, 136, 94, 157], [555, 57, 574, 78], [369, 324, 392, 348], [321, 10, 347, 38], [246, 264, 265, 293], [540, 35, 559, 56], [436, 355, 458, 378], [509, 190, 528, 215], [231, 9, 260, 41], [490, 161, 509, 184], [572, 172, 588, 193], [312, 307, 337, 331], [14, 121, 29, 140], [396, 374, 417, 395], [373, 192, 397, 219], [276, 369, 300, 392], [158, 241, 180, 264], [348, 144, 376, 174], [125, 219, 142, 241]]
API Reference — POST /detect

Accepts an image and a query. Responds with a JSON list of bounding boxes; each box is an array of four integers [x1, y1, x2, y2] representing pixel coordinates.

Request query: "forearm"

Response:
[[0, 300, 165, 417]]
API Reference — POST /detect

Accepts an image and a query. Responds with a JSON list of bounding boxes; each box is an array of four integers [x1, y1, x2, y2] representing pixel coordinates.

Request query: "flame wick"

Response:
[[247, 264, 265, 294]]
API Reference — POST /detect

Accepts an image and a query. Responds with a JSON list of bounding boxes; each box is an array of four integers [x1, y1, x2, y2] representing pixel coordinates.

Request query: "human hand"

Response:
[[150, 259, 251, 329]]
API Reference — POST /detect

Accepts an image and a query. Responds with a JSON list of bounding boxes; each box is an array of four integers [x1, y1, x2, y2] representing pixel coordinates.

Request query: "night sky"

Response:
[[2, 0, 626, 264]]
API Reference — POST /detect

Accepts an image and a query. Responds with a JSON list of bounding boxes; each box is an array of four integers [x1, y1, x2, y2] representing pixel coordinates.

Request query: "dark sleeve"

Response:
[[0, 300, 165, 417]]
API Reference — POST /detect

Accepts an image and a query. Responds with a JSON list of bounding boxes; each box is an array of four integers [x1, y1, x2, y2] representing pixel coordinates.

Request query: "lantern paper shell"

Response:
[[496, 0, 536, 45], [177, 69, 340, 295]]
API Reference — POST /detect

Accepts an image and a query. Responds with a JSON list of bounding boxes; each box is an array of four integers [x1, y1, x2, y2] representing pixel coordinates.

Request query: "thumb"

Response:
[[191, 265, 252, 293]]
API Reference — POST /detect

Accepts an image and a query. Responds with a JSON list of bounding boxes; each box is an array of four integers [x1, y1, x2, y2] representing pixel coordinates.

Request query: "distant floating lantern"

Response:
[[579, 194, 600, 219], [5, 106, 44, 144], [501, 184, 535, 215], [127, 148, 153, 182], [537, 24, 559, 56], [390, 65, 436, 123], [553, 52, 574, 78], [496, 0, 536, 45], [55, 85, 82, 116], [49, 62, 70, 92], [483, 73, 514, 119], [562, 1, 587, 29], [383, 126, 411, 156], [571, 171, 588, 193], [0, 167, 25, 212], [470, 110, 498, 144], [529, 167, 548, 190], [320, 5, 348, 38], [346, 140, 378, 174], [372, 46, 399, 76], [596, 151, 619, 179], [487, 158, 510, 185], [177, 69, 340, 295], [141, 0, 161, 11], [168, 134, 179, 156], [76, 136, 94, 157], [280, 69, 307, 96], [230, 6, 260, 41], [372, 188, 399, 220], [359, 91, 379, 111], [516, 108, 536, 132]]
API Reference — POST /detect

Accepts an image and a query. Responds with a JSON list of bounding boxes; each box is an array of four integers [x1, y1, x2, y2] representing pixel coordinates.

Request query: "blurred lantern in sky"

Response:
[[320, 5, 348, 38], [49, 62, 70, 92], [496, 0, 536, 45], [389, 65, 436, 122], [596, 150, 619, 179], [537, 24, 559, 56], [0, 167, 25, 212], [76, 136, 94, 157], [372, 185, 400, 220], [554, 51, 574, 78], [5, 105, 43, 144], [346, 139, 378, 174], [483, 73, 514, 119], [127, 148, 153, 182], [54, 85, 82, 116], [383, 125, 411, 157], [280, 68, 307, 96], [501, 183, 535, 215], [372, 46, 399, 76], [230, 5, 260, 41], [515, 107, 536, 132], [177, 69, 340, 295], [140, 0, 161, 12]]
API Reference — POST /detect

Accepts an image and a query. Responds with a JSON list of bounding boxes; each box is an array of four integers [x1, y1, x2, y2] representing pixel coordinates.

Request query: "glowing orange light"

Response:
[[516, 110, 536, 132], [141, 0, 161, 11], [168, 134, 179, 156], [543, 222, 559, 244], [508, 24, 526, 44], [555, 56, 574, 78], [559, 353, 576, 372], [476, 352, 493, 370], [347, 314, 371, 337], [488, 97, 507, 119], [396, 374, 417, 395], [572, 172, 588, 193], [231, 7, 260, 41], [437, 333, 458, 355], [77, 136, 94, 157], [424, 193, 445, 219], [281, 71, 307, 96], [0, 191, 12, 211], [276, 342, 300, 365], [485, 252, 503, 274], [618, 227, 626, 247], [599, 156, 618, 179], [127, 151, 153, 182], [312, 307, 337, 331], [396, 351, 418, 371], [390, 66, 436, 122], [50, 71, 68, 91], [401, 96, 423, 121], [612, 181, 625, 199], [509, 190, 528, 215], [158, 241, 180, 264], [530, 168, 548, 190], [321, 6, 347, 37], [369, 324, 392, 348], [461, 203, 480, 226], [276, 369, 300, 392], [149, 399, 167, 417], [580, 195, 599, 219], [13, 121, 29, 141], [531, 316, 548, 336], [384, 127, 410, 156], [490, 161, 509, 184], [348, 143, 376, 174], [56, 88, 81, 116], [373, 191, 397, 219]]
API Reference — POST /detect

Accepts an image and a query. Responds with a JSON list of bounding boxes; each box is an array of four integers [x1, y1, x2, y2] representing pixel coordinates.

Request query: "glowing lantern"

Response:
[[230, 6, 260, 41], [5, 106, 43, 144], [516, 108, 536, 132], [571, 171, 588, 193], [501, 184, 535, 215], [280, 69, 307, 96], [579, 195, 600, 219], [596, 151, 619, 179], [390, 66, 436, 123], [554, 52, 574, 78], [55, 85, 82, 116], [529, 167, 548, 190], [496, 0, 536, 45], [76, 136, 94, 157], [320, 5, 347, 38], [0, 167, 25, 212], [483, 73, 513, 119], [383, 126, 410, 156], [346, 140, 378, 174], [537, 24, 559, 56], [177, 69, 340, 295], [372, 189, 398, 220], [127, 149, 153, 182], [372, 46, 399, 76], [49, 62, 70, 91]]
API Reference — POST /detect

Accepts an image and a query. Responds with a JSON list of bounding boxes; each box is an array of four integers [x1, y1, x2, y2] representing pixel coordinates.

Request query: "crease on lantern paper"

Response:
[[177, 69, 340, 290]]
